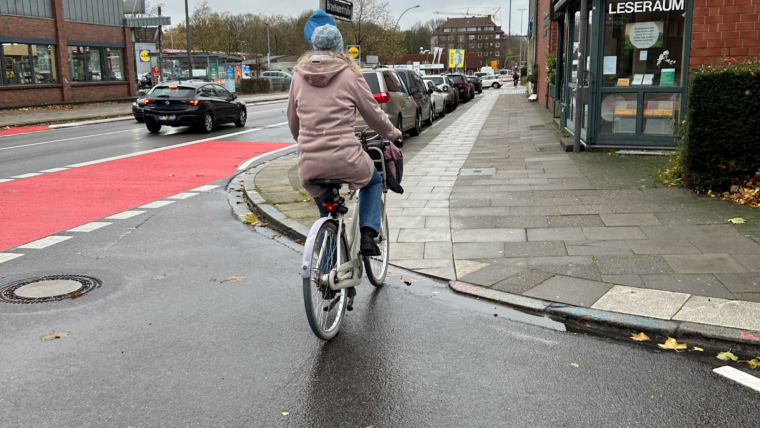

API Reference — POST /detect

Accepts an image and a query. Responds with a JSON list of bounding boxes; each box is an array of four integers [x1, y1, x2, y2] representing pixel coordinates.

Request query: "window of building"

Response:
[[496, 34, 501, 39], [458, 27, 466, 32], [459, 35, 465, 42], [443, 28, 451, 33], [2, 43, 59, 86], [478, 52, 482, 57], [495, 51, 500, 56], [3, 43, 33, 85], [600, 93, 638, 134], [69, 46, 86, 82], [32, 45, 57, 84], [643, 93, 682, 135], [495, 43, 501, 47], [469, 43, 475, 49], [68, 45, 125, 83], [467, 27, 477, 31], [469, 35, 475, 40], [105, 48, 125, 81], [478, 35, 483, 40], [448, 35, 454, 41], [602, 2, 686, 87], [478, 43, 482, 48]]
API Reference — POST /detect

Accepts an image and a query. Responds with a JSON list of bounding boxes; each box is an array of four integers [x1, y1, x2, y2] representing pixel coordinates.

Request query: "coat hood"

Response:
[[297, 54, 349, 88]]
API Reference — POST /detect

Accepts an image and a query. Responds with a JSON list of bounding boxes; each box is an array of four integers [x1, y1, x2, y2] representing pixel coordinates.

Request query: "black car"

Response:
[[467, 76, 483, 94], [143, 81, 247, 133], [132, 86, 157, 122], [447, 73, 471, 103]]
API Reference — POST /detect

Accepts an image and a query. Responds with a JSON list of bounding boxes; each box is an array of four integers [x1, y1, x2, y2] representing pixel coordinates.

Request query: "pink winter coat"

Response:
[[287, 53, 402, 198]]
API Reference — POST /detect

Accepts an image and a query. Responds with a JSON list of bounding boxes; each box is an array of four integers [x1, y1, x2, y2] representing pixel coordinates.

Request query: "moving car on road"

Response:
[[423, 74, 457, 112], [425, 80, 446, 118], [467, 76, 483, 94], [355, 68, 418, 145], [132, 86, 157, 122], [480, 75, 504, 89], [447, 73, 472, 103], [143, 81, 247, 134]]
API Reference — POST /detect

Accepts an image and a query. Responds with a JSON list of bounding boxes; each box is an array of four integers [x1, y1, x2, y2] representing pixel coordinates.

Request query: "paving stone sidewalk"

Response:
[[250, 88, 760, 335]]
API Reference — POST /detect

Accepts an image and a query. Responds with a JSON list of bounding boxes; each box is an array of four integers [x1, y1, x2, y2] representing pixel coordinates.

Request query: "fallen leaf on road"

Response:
[[658, 337, 687, 351], [153, 275, 165, 280], [493, 313, 498, 317], [41, 331, 69, 341], [70, 291, 83, 299], [222, 276, 245, 283], [692, 347, 704, 352], [197, 174, 205, 177], [571, 363, 579, 367], [631, 332, 651, 341], [281, 412, 289, 416], [272, 234, 281, 239], [728, 218, 746, 224], [747, 359, 760, 369], [243, 214, 257, 225], [401, 278, 415, 286], [168, 174, 174, 177], [717, 350, 738, 361], [433, 291, 440, 294]]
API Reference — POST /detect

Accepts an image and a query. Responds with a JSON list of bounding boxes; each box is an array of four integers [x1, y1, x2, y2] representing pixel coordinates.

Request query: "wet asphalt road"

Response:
[[1, 93, 758, 427]]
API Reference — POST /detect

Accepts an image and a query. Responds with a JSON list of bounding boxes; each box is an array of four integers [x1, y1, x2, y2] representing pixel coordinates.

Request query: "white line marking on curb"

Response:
[[714, 366, 760, 393], [11, 173, 43, 179], [190, 185, 220, 192], [139, 200, 175, 209], [106, 210, 146, 219], [19, 236, 73, 249], [67, 222, 112, 232], [0, 130, 135, 152], [0, 179, 14, 183], [237, 144, 296, 170], [0, 253, 24, 264], [38, 168, 70, 173], [167, 192, 198, 200]]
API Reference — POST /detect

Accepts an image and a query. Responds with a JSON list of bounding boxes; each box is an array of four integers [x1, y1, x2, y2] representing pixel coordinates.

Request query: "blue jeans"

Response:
[[314, 169, 382, 234]]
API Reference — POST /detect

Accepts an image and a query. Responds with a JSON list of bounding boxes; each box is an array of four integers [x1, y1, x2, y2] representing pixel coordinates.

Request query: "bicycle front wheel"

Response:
[[364, 205, 389, 287], [303, 220, 348, 340]]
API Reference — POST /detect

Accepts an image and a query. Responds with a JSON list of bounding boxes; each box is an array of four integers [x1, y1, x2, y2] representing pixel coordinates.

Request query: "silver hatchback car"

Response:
[[355, 68, 418, 146]]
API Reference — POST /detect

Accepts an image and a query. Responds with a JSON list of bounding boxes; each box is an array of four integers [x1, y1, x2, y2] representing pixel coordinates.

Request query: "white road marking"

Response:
[[39, 168, 69, 173], [264, 121, 290, 129], [167, 192, 198, 200], [48, 116, 134, 129], [0, 253, 24, 264], [18, 236, 73, 249], [11, 173, 43, 179], [106, 210, 146, 219], [190, 185, 220, 192], [0, 130, 135, 152], [237, 144, 296, 170], [714, 366, 760, 393], [67, 222, 112, 232], [245, 107, 287, 114], [0, 179, 14, 183], [139, 200, 176, 209]]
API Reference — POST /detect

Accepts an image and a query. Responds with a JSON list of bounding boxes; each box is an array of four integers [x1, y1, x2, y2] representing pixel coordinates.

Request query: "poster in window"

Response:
[[660, 68, 676, 86], [625, 22, 663, 49]]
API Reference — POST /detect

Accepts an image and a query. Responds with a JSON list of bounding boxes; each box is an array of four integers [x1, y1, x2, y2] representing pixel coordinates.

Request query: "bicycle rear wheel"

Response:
[[363, 204, 389, 287], [303, 220, 348, 340]]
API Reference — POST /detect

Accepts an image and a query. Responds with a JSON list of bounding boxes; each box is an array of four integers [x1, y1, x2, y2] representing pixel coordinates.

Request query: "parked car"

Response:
[[355, 68, 418, 146], [261, 71, 292, 90], [132, 86, 158, 122], [468, 76, 483, 94], [423, 74, 457, 112], [480, 75, 504, 89], [447, 73, 472, 103], [425, 80, 446, 118], [143, 81, 247, 134], [394, 68, 435, 133]]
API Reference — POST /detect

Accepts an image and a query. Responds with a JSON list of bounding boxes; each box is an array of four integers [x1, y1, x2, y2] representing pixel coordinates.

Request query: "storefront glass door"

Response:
[[564, 9, 593, 141]]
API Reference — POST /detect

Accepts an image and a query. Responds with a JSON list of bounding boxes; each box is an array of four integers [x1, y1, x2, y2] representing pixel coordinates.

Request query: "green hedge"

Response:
[[240, 78, 271, 94], [683, 60, 760, 191]]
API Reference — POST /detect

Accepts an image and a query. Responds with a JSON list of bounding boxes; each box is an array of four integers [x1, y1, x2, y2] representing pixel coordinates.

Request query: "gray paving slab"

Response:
[[457, 262, 523, 286], [626, 239, 701, 255], [390, 258, 452, 270], [414, 266, 457, 280], [502, 241, 568, 257], [639, 225, 709, 241], [546, 215, 605, 228], [688, 238, 760, 254], [523, 275, 613, 307], [510, 206, 562, 216], [662, 254, 748, 274], [452, 228, 527, 243], [453, 242, 504, 259], [527, 227, 586, 242], [565, 240, 633, 256], [582, 227, 647, 241], [591, 285, 690, 320], [731, 254, 760, 272], [527, 256, 601, 281], [673, 296, 760, 331], [640, 274, 735, 299], [388, 243, 425, 261], [397, 228, 451, 243], [559, 205, 613, 215], [491, 269, 556, 294], [715, 273, 760, 293], [450, 216, 549, 229], [600, 213, 663, 227], [424, 242, 453, 259], [601, 275, 645, 287], [605, 203, 664, 214], [655, 212, 724, 225], [595, 255, 674, 275], [450, 207, 512, 217], [390, 216, 427, 229]]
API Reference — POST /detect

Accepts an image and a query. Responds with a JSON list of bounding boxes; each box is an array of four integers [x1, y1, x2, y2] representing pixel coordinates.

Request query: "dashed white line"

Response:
[[106, 210, 146, 220], [167, 192, 199, 200], [11, 173, 43, 179], [0, 130, 136, 152], [139, 200, 175, 209], [39, 168, 70, 173], [190, 185, 220, 192], [714, 366, 760, 393], [18, 236, 73, 249], [67, 222, 112, 232], [0, 179, 14, 183], [0, 253, 24, 264]]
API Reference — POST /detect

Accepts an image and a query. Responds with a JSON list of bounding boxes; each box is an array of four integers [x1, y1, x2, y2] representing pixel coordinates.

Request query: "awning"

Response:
[[124, 16, 171, 28]]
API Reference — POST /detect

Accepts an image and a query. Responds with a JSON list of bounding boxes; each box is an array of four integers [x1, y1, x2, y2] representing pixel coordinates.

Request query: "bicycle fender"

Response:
[[301, 217, 334, 279]]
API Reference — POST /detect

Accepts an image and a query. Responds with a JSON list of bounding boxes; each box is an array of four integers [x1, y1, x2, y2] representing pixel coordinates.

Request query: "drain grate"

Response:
[[529, 125, 546, 130], [0, 275, 101, 304]]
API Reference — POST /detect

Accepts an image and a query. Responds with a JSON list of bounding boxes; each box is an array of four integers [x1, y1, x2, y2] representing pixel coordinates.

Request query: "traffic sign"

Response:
[[491, 61, 497, 69], [347, 45, 360, 59], [322, 0, 353, 21], [139, 49, 150, 62]]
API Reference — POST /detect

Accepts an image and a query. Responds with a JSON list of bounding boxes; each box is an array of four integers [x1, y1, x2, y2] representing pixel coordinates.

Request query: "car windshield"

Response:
[[362, 73, 381, 94], [448, 75, 464, 84], [151, 86, 195, 98], [424, 77, 444, 85]]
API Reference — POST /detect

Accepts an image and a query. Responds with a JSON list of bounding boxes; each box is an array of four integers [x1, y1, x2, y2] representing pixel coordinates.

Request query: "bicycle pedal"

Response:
[[346, 296, 354, 311]]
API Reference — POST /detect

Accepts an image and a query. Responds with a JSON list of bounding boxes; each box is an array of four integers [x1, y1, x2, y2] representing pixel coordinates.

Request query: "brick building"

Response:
[[431, 17, 507, 69], [0, 0, 168, 108], [533, 0, 759, 149]]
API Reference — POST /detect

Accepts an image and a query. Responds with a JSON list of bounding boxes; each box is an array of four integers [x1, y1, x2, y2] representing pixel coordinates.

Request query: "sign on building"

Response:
[[347, 45, 360, 59], [448, 49, 465, 69], [321, 0, 353, 21], [366, 55, 379, 64]]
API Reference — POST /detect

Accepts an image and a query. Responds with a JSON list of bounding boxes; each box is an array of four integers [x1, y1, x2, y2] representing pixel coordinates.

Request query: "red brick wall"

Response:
[[535, 0, 560, 109], [0, 85, 64, 107], [690, 0, 760, 68], [0, 15, 57, 40]]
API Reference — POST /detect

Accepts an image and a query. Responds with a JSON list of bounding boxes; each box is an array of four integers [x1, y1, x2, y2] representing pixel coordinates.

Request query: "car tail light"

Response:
[[443, 85, 449, 92], [169, 85, 178, 89], [458, 83, 466, 87], [144, 99, 151, 104], [373, 92, 391, 104], [183, 100, 200, 105], [322, 203, 339, 212]]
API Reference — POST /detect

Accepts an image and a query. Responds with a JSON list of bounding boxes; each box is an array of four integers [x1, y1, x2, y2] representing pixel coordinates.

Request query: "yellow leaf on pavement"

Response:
[[282, 412, 289, 416], [728, 217, 746, 224], [41, 332, 69, 341], [571, 363, 579, 367], [747, 359, 760, 369], [153, 275, 165, 280], [692, 347, 704, 352], [658, 337, 687, 350], [717, 351, 739, 361], [631, 332, 651, 341], [222, 276, 245, 283]]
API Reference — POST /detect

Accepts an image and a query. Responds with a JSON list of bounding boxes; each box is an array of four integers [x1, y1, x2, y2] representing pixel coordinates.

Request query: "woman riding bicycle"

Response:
[[287, 12, 402, 256]]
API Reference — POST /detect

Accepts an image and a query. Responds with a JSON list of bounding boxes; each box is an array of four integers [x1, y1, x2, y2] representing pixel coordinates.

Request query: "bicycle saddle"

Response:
[[312, 178, 347, 188]]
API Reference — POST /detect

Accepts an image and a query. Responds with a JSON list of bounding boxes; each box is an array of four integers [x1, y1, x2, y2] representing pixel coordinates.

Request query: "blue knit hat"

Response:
[[311, 24, 344, 52], [304, 10, 337, 43]]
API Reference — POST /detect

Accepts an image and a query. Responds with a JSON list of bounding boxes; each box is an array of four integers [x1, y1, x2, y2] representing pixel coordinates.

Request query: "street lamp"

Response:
[[396, 5, 420, 29], [265, 23, 271, 70], [238, 40, 246, 60], [184, 0, 192, 78], [517, 8, 527, 68]]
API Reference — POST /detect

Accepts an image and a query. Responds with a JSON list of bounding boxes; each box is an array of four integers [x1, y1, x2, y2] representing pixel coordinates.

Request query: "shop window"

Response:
[[600, 93, 638, 133], [643, 93, 681, 135], [3, 43, 32, 84], [32, 45, 57, 84], [602, 0, 685, 87], [87, 47, 102, 81], [69, 46, 86, 82], [69, 45, 125, 82], [105, 48, 125, 81]]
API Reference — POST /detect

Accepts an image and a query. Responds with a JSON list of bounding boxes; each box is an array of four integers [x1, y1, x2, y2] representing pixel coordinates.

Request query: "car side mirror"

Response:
[[232, 94, 237, 100], [410, 87, 418, 95]]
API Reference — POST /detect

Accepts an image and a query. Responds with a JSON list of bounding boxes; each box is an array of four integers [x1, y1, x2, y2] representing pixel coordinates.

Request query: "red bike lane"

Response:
[[0, 140, 292, 252]]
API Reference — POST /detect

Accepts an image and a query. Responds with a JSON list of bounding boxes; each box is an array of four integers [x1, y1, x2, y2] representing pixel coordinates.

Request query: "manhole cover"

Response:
[[0, 275, 101, 304]]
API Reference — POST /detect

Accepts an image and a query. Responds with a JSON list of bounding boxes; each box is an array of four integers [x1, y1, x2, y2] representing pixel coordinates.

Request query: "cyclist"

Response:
[[287, 13, 402, 256], [513, 71, 520, 87]]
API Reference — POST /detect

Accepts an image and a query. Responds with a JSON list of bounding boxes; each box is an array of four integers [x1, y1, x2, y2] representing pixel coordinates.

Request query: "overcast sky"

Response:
[[158, 0, 532, 36]]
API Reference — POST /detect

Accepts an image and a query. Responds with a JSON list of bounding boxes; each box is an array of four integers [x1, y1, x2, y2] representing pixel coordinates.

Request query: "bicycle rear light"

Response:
[[322, 203, 339, 212]]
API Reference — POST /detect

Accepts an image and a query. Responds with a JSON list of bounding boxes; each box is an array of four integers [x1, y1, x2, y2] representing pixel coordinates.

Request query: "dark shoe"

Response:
[[360, 228, 381, 256]]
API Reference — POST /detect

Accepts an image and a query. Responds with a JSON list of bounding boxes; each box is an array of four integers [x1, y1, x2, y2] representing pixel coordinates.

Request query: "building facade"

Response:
[[397, 52, 482, 74], [431, 17, 507, 69], [0, 0, 151, 108], [533, 0, 759, 149]]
